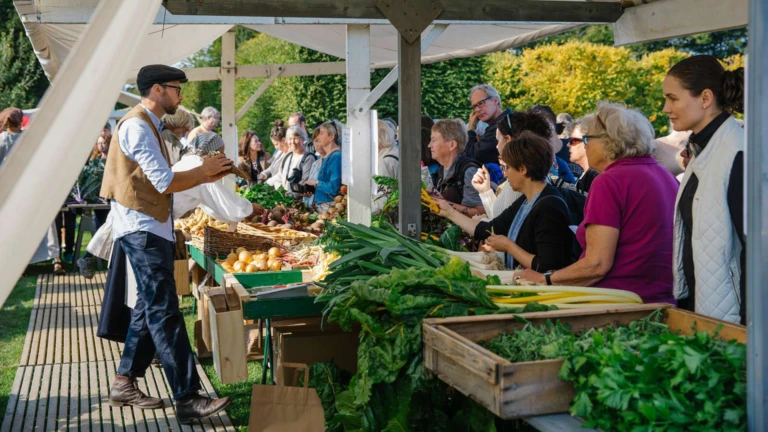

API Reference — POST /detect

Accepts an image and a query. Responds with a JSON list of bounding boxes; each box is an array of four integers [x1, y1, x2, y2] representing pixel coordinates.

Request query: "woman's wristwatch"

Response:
[[544, 270, 554, 286]]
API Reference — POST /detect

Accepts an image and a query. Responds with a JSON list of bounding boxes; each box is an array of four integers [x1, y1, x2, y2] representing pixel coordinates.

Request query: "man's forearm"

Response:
[[164, 167, 206, 194]]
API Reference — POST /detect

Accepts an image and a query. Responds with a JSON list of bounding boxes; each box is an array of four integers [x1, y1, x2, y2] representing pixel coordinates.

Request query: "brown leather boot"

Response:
[[176, 393, 232, 424], [108, 375, 164, 409]]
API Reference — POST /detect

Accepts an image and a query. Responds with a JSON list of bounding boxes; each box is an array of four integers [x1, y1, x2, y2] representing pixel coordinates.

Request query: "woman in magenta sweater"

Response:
[[518, 102, 679, 304]]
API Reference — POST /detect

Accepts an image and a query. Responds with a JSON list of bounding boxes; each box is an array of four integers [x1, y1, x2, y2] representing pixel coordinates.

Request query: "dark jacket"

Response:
[[465, 108, 512, 166], [474, 183, 576, 272], [578, 168, 599, 193], [97, 241, 131, 343]]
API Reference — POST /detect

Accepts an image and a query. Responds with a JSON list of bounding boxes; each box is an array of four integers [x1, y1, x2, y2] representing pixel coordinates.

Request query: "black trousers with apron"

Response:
[[116, 231, 201, 400]]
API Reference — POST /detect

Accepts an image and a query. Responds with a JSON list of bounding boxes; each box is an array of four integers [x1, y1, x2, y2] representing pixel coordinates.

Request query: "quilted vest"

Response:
[[672, 116, 744, 323], [100, 105, 172, 222]]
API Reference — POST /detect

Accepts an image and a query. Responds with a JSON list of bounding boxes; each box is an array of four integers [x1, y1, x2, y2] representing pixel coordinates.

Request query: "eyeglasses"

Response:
[[471, 96, 493, 111], [499, 163, 508, 171], [568, 137, 584, 146], [581, 134, 606, 147], [160, 84, 182, 96]]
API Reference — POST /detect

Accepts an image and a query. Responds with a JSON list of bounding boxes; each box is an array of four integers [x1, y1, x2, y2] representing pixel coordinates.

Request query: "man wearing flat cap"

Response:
[[100, 65, 233, 423]]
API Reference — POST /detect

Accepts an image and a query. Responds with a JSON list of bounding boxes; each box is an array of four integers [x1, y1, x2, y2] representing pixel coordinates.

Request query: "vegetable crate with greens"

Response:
[[422, 303, 746, 427], [313, 221, 557, 431]]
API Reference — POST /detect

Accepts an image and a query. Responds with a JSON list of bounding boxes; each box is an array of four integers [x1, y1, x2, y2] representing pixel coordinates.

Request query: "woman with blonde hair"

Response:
[[161, 108, 194, 165], [518, 102, 678, 304]]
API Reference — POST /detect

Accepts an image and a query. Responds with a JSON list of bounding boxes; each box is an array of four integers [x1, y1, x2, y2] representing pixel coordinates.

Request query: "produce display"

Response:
[[238, 183, 295, 208], [216, 246, 284, 273], [174, 208, 230, 236], [486, 284, 643, 309], [483, 310, 746, 431]]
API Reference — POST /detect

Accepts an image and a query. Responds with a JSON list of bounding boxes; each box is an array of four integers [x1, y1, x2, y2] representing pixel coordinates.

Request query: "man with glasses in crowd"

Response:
[[100, 65, 233, 424], [464, 84, 512, 166], [567, 117, 599, 192], [187, 106, 220, 142]]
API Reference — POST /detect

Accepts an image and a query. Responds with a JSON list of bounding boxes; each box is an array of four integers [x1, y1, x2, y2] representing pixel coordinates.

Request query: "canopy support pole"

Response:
[[747, 0, 768, 427], [235, 68, 283, 121], [397, 32, 422, 238], [352, 24, 447, 118], [221, 27, 238, 162], [346, 24, 373, 225], [0, 0, 161, 307]]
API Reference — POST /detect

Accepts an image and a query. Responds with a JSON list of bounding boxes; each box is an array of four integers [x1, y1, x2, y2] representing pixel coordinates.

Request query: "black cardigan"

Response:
[[474, 183, 576, 272]]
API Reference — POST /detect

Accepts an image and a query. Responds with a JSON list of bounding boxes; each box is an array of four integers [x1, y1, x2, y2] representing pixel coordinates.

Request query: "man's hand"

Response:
[[468, 111, 479, 131], [200, 154, 232, 178]]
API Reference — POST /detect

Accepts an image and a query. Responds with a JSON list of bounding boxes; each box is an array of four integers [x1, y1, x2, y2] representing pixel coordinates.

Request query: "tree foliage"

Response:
[[0, 0, 48, 109]]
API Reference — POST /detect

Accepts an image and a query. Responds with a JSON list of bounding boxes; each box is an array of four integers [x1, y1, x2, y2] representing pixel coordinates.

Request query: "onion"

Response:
[[268, 247, 282, 258], [233, 261, 246, 272], [245, 263, 259, 273], [236, 247, 247, 254], [334, 196, 343, 203], [255, 259, 269, 271], [269, 261, 282, 271], [225, 249, 237, 265], [238, 251, 253, 264]]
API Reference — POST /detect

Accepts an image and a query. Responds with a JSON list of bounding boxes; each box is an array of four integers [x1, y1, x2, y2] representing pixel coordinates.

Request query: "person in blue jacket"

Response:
[[305, 120, 342, 212]]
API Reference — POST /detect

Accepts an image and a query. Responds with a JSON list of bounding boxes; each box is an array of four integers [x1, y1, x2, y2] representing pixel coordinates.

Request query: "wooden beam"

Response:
[[352, 24, 447, 118], [613, 0, 746, 46], [221, 28, 238, 163], [164, 0, 624, 23], [397, 33, 422, 238], [346, 25, 373, 225], [235, 68, 283, 121]]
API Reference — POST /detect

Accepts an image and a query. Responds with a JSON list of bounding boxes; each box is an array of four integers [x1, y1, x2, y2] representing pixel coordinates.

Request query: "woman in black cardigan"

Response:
[[437, 131, 576, 272]]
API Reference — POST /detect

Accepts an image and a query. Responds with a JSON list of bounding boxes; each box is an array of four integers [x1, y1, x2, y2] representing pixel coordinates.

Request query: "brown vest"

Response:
[[100, 105, 172, 222]]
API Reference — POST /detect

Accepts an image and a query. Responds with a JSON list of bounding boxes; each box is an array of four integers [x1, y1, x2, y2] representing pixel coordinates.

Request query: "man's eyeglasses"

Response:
[[471, 96, 493, 111], [160, 84, 182, 96]]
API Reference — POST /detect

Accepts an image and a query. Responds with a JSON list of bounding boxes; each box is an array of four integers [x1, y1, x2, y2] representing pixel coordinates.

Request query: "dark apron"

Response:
[[97, 241, 132, 343]]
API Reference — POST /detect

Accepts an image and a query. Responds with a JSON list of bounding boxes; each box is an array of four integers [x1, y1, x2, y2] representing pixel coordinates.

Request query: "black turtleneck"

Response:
[[677, 112, 745, 324]]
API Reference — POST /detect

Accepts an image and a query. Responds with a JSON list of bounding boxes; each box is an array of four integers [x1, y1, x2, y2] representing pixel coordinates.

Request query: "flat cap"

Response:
[[137, 64, 188, 91]]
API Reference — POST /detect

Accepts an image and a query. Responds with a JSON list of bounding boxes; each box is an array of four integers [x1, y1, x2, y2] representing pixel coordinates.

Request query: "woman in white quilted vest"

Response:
[[662, 55, 746, 324]]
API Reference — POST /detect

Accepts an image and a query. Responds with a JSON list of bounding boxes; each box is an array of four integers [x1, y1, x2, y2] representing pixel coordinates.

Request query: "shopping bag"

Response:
[[86, 211, 114, 261], [248, 362, 325, 432]]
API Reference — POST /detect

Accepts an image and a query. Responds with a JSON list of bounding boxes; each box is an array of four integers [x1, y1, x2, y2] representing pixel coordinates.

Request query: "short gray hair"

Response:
[[432, 119, 468, 152], [469, 84, 501, 105], [201, 106, 220, 119], [378, 120, 396, 150], [582, 101, 655, 160], [287, 125, 308, 149]]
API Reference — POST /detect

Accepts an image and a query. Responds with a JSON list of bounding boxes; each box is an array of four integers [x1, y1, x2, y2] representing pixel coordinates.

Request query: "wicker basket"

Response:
[[237, 222, 316, 246], [201, 225, 282, 256]]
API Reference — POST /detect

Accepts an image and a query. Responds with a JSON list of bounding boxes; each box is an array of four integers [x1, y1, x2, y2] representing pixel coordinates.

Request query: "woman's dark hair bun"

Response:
[[274, 119, 285, 128], [722, 67, 745, 114]]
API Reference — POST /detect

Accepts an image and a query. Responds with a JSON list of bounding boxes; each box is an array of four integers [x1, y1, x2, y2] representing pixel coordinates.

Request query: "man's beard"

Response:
[[160, 94, 177, 115]]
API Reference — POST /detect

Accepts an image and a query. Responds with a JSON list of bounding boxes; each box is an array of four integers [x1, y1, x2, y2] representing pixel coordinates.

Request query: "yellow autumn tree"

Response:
[[484, 42, 744, 135]]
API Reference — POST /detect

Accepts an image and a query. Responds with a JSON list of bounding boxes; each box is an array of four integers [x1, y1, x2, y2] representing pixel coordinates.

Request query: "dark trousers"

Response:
[[55, 209, 77, 255], [116, 231, 201, 400]]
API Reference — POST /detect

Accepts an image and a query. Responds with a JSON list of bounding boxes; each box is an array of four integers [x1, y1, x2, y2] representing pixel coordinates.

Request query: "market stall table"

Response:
[[187, 244, 326, 384]]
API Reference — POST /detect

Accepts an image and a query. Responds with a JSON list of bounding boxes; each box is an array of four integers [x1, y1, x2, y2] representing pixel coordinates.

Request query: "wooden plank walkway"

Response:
[[2, 273, 235, 431]]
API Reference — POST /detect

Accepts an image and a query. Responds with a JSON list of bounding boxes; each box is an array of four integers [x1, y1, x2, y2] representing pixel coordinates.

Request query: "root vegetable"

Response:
[[238, 251, 253, 264], [334, 196, 343, 203], [267, 220, 278, 227], [245, 263, 259, 273], [269, 261, 282, 271], [268, 247, 282, 258], [236, 247, 247, 254], [335, 203, 345, 212], [225, 250, 237, 265], [255, 259, 268, 271], [233, 261, 246, 272]]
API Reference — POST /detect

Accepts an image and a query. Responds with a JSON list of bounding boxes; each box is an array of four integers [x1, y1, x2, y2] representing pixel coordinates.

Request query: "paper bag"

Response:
[[248, 363, 325, 432], [86, 211, 114, 261]]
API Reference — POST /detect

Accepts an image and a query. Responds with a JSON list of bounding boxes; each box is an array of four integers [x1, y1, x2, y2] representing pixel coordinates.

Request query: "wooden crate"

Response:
[[174, 259, 191, 296], [206, 286, 248, 384], [422, 303, 746, 419]]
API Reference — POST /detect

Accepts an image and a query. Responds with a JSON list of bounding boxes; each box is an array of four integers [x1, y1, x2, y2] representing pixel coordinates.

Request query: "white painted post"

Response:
[[346, 25, 373, 225], [221, 27, 238, 163], [0, 0, 162, 306]]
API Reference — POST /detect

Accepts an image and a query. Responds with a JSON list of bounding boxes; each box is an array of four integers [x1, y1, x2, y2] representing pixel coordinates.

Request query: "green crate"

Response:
[[242, 296, 326, 320], [210, 259, 303, 287], [188, 245, 207, 269]]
